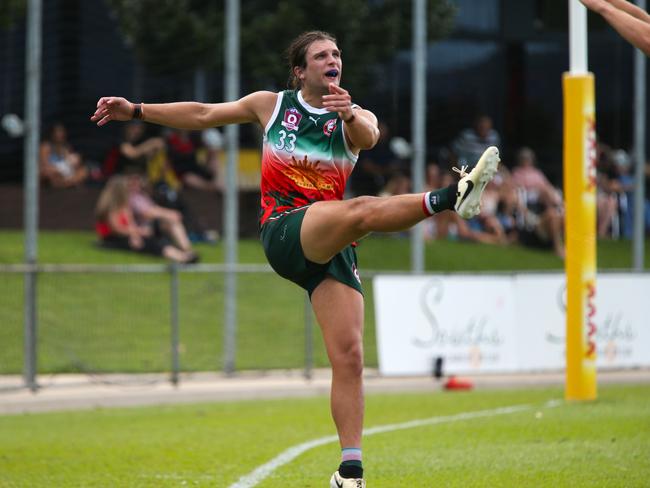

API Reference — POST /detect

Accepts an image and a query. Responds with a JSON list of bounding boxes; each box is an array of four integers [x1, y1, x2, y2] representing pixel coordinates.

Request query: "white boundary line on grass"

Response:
[[228, 399, 562, 488]]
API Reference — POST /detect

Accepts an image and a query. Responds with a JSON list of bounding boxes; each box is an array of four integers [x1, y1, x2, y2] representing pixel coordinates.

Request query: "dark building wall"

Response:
[[0, 0, 137, 180]]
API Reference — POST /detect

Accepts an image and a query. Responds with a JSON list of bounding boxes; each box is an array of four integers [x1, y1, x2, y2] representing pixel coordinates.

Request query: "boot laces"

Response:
[[452, 164, 469, 179]]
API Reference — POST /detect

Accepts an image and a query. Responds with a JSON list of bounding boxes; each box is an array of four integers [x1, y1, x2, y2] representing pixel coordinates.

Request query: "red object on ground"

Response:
[[443, 376, 474, 391]]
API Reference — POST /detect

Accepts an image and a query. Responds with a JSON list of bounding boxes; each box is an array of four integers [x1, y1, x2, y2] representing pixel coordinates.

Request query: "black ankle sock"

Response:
[[448, 182, 458, 207], [339, 461, 363, 479], [425, 183, 458, 214]]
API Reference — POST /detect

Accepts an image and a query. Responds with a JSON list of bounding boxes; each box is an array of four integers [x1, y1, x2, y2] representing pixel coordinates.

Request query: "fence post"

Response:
[[23, 0, 43, 393], [170, 264, 180, 386], [23, 268, 38, 392], [304, 293, 313, 380]]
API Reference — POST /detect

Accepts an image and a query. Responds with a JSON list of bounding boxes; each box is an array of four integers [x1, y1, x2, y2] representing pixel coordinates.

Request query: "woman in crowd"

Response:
[[39, 122, 88, 188], [95, 175, 198, 263]]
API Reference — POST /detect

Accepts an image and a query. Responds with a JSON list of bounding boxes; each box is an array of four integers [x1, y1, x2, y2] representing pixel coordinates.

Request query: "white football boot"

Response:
[[453, 146, 500, 219], [330, 470, 366, 488]]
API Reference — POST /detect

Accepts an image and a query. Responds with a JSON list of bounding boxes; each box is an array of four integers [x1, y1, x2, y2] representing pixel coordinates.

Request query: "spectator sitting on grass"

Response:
[[499, 148, 565, 258], [451, 114, 501, 169], [95, 175, 198, 263], [348, 120, 406, 196], [39, 122, 88, 188], [428, 171, 506, 245], [511, 146, 562, 211], [115, 121, 166, 175], [126, 172, 198, 259], [167, 128, 222, 191]]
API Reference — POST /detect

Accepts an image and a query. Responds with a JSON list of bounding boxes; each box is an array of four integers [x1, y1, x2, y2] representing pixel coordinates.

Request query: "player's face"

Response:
[[298, 39, 342, 91]]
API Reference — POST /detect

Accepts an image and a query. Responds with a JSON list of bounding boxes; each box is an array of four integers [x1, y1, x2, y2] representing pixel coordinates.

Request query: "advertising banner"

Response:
[[374, 275, 517, 376], [374, 273, 650, 376]]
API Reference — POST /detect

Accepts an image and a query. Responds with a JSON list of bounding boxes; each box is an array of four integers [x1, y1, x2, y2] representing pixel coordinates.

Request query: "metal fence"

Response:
[[0, 263, 342, 391]]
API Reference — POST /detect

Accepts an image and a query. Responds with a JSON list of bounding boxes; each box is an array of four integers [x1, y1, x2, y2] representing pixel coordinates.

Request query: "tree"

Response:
[[107, 0, 456, 93], [106, 0, 223, 76], [0, 0, 25, 29], [240, 0, 456, 92]]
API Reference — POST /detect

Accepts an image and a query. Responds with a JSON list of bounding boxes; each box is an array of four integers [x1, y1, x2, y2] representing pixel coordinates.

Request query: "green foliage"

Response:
[[106, 0, 224, 75], [106, 0, 456, 91], [0, 0, 25, 29], [239, 0, 456, 92]]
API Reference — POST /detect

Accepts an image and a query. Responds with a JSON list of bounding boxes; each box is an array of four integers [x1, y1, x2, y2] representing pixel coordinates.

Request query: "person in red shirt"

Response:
[[167, 128, 221, 191], [95, 175, 198, 263]]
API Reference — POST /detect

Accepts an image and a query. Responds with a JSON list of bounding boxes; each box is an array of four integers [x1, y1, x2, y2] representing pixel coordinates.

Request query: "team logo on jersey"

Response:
[[323, 119, 337, 136], [351, 263, 361, 284], [281, 108, 302, 131]]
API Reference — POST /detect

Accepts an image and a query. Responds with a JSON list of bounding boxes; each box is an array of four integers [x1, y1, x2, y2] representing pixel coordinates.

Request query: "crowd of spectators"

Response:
[[352, 114, 650, 258], [38, 113, 649, 261], [39, 120, 223, 262]]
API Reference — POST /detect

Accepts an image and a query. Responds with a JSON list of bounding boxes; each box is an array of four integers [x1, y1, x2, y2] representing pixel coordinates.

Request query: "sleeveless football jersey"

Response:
[[259, 90, 358, 225]]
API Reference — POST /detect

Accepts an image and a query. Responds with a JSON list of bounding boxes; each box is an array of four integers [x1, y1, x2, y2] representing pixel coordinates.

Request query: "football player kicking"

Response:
[[91, 30, 499, 487]]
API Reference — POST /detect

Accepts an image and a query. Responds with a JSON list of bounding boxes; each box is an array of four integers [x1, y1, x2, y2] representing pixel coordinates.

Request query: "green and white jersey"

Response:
[[259, 89, 358, 224]]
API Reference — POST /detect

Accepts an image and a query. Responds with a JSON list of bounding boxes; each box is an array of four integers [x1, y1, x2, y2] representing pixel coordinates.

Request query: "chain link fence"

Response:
[[0, 264, 381, 389]]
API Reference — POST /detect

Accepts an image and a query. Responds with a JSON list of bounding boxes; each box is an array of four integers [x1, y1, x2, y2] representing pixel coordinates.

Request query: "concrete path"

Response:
[[1, 369, 648, 415]]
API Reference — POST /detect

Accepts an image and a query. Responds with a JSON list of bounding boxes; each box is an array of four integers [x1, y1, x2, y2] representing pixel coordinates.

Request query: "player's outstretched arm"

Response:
[[91, 91, 277, 129], [580, 0, 650, 56], [605, 0, 650, 24]]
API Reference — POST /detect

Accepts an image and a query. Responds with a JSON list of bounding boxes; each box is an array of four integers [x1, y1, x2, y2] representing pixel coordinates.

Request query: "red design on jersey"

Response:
[[259, 147, 347, 225], [323, 119, 337, 136], [282, 155, 334, 191]]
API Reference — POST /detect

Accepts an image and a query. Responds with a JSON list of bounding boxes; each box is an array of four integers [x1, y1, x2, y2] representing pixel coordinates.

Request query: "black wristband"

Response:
[[132, 103, 143, 120]]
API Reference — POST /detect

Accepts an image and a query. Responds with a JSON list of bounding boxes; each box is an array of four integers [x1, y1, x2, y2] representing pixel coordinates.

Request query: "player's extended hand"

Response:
[[322, 83, 354, 122], [90, 97, 134, 127], [578, 0, 608, 14]]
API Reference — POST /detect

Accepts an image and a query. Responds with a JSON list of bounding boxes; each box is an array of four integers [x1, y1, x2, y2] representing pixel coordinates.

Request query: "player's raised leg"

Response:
[[301, 146, 501, 264], [301, 193, 430, 263]]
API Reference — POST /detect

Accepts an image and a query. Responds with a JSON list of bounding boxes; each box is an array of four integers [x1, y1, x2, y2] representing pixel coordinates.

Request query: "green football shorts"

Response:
[[260, 206, 363, 297]]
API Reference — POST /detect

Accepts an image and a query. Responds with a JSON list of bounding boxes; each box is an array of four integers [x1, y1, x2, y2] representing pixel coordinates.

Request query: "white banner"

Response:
[[374, 275, 517, 376], [514, 274, 565, 371], [374, 273, 650, 376]]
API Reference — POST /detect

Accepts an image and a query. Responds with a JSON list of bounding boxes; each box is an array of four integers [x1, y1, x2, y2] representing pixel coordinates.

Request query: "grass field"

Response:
[[1, 231, 649, 375], [0, 384, 648, 487], [2, 230, 649, 269]]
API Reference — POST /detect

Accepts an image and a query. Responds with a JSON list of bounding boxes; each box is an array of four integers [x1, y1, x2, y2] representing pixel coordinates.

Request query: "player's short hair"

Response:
[[286, 31, 337, 89]]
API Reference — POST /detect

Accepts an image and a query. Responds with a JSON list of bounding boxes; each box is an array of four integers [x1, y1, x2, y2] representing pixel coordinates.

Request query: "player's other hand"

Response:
[[323, 83, 354, 122], [91, 97, 134, 126]]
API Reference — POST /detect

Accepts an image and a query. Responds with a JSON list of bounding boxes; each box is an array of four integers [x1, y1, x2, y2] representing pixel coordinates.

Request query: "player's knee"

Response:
[[348, 195, 381, 233], [331, 341, 364, 377]]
